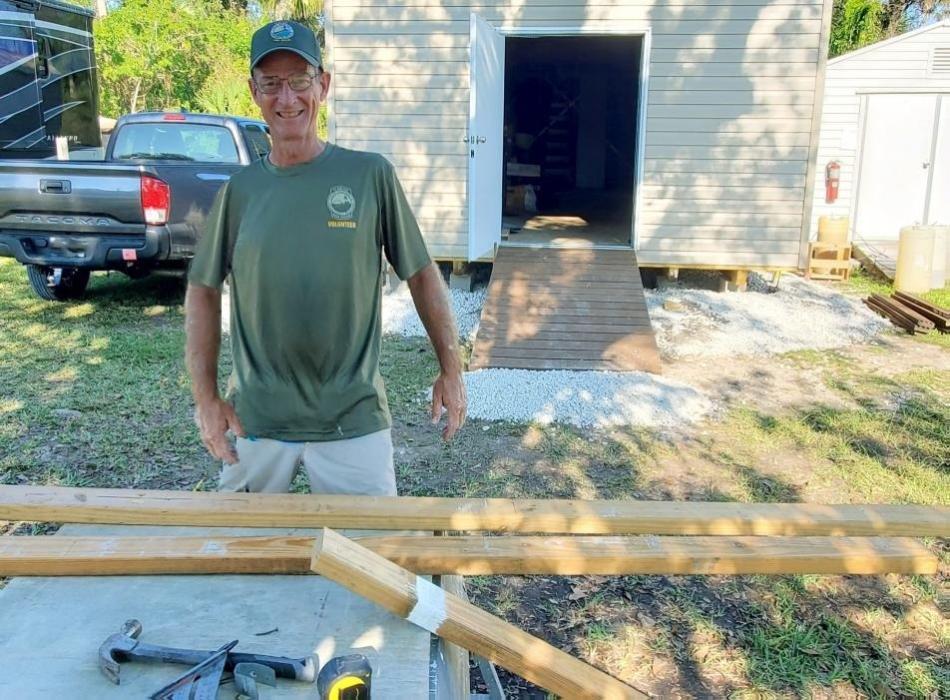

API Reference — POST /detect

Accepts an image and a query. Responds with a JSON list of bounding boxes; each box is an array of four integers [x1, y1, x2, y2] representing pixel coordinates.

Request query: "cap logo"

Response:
[[270, 22, 294, 42]]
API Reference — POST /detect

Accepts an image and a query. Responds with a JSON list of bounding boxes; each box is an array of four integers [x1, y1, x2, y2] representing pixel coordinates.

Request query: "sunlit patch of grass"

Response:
[[62, 303, 95, 319]]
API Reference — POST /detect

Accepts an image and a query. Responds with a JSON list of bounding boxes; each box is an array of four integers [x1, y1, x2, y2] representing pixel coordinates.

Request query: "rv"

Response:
[[0, 0, 101, 159]]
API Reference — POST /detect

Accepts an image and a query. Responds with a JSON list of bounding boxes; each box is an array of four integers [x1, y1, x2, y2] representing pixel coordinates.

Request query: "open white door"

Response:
[[467, 14, 505, 261]]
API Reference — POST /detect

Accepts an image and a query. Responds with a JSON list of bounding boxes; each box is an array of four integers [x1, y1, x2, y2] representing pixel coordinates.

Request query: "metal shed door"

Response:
[[467, 14, 504, 261], [855, 94, 937, 239], [925, 96, 950, 225]]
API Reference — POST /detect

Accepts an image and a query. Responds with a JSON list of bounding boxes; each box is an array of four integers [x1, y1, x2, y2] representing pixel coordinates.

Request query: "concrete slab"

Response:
[[449, 272, 474, 291], [0, 524, 436, 699]]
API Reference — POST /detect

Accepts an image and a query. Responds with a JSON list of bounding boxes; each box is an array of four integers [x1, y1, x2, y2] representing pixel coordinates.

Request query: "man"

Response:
[[185, 20, 466, 496]]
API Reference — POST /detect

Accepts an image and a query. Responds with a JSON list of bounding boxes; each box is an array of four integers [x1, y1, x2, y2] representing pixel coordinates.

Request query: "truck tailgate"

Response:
[[0, 160, 149, 235]]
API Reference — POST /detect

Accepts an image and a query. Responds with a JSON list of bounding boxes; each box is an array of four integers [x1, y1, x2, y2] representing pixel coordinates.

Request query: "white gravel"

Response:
[[382, 283, 487, 342], [225, 272, 887, 431], [646, 273, 890, 360], [464, 368, 716, 429]]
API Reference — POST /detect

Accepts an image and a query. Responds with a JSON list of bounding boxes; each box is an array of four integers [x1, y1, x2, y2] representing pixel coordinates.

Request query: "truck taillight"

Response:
[[141, 175, 170, 225]]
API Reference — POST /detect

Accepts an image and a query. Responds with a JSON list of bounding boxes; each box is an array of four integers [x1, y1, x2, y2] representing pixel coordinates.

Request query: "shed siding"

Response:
[[327, 0, 829, 265], [810, 22, 950, 239]]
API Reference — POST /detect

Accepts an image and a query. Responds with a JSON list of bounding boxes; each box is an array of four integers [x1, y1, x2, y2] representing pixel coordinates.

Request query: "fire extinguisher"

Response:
[[825, 161, 841, 204]]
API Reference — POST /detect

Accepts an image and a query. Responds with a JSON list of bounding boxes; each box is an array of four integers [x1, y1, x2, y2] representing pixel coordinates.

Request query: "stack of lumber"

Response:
[[863, 292, 948, 334], [892, 291, 950, 332], [1, 486, 946, 700]]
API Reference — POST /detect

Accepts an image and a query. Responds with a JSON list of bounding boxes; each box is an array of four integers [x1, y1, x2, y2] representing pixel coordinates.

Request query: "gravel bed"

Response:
[[646, 273, 890, 360], [382, 283, 487, 342], [222, 282, 487, 340], [464, 368, 716, 429]]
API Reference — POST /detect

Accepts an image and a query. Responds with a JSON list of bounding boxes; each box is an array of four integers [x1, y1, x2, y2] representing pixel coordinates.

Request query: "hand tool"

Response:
[[318, 654, 372, 700], [98, 619, 316, 684], [149, 640, 237, 700], [234, 662, 277, 700]]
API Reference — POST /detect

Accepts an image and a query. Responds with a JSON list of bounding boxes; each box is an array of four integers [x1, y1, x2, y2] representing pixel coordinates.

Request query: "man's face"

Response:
[[250, 51, 330, 144]]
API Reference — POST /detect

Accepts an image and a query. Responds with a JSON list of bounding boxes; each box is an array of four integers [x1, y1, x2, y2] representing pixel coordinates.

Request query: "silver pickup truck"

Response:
[[0, 112, 271, 300]]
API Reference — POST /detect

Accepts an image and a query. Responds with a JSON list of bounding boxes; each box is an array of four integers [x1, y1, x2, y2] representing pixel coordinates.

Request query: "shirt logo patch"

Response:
[[327, 185, 357, 225], [270, 22, 294, 41]]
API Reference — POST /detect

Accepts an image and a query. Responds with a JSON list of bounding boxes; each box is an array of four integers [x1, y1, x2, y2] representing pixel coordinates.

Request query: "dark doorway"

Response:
[[502, 34, 642, 247]]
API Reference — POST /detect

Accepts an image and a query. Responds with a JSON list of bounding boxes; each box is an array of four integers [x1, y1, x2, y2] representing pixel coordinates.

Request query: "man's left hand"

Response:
[[431, 370, 467, 441]]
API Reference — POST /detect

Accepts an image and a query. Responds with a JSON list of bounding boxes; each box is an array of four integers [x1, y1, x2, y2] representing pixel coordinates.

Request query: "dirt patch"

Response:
[[391, 336, 949, 698], [665, 334, 950, 418]]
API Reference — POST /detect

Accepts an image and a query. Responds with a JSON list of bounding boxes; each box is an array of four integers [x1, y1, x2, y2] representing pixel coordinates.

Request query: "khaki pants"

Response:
[[217, 428, 396, 495]]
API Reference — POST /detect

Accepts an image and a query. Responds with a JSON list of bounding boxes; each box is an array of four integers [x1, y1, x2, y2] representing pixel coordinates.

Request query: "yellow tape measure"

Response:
[[318, 654, 372, 700]]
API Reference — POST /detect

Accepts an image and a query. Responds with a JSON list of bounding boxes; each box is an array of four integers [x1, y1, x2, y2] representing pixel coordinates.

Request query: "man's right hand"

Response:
[[195, 397, 246, 464]]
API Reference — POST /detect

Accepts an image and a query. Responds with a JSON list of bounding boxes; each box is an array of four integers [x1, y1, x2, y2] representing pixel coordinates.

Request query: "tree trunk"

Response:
[[130, 78, 141, 114]]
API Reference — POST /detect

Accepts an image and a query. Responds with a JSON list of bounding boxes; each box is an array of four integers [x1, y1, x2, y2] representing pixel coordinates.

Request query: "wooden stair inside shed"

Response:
[[470, 247, 661, 372]]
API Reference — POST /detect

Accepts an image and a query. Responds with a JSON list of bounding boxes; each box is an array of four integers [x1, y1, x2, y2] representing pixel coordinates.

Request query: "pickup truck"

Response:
[[0, 112, 271, 300]]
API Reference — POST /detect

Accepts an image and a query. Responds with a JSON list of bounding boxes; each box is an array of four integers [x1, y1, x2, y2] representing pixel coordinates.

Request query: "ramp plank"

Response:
[[471, 248, 661, 372]]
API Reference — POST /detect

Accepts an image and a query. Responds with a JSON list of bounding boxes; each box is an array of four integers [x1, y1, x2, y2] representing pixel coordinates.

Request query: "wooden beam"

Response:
[[1, 486, 948, 536], [439, 574, 471, 700], [310, 528, 648, 700], [0, 535, 937, 577]]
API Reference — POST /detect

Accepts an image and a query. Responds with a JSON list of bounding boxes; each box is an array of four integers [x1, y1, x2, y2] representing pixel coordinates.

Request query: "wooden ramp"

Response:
[[853, 239, 898, 281], [471, 247, 661, 372]]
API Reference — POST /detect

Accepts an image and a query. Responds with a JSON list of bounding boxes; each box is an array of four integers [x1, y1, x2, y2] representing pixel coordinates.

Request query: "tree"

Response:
[[94, 0, 256, 116], [258, 0, 323, 24], [830, 0, 949, 57]]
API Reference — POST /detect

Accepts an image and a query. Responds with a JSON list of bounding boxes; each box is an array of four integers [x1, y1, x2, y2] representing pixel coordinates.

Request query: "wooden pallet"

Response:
[[806, 242, 852, 281]]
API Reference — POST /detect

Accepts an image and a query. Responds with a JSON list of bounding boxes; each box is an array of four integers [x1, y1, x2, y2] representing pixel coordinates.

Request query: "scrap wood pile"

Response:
[[864, 291, 950, 334], [1, 486, 947, 700]]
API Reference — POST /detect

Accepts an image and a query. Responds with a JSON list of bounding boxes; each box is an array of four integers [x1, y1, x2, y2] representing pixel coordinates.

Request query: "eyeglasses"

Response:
[[254, 72, 317, 94]]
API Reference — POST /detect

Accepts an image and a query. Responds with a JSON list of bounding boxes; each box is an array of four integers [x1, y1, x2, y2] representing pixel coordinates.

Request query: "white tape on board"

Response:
[[406, 576, 448, 633]]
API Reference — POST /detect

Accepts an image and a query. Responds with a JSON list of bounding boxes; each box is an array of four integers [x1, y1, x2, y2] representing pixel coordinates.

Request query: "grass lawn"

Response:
[[0, 258, 947, 698]]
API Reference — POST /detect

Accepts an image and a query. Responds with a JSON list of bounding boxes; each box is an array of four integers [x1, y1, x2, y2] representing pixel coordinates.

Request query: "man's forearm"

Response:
[[407, 263, 462, 373], [185, 284, 223, 405]]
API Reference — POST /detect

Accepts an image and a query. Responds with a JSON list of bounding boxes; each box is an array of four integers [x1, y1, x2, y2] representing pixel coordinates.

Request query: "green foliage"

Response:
[[195, 70, 258, 119], [94, 0, 259, 116], [830, 0, 885, 57], [830, 1, 950, 57], [258, 0, 324, 25]]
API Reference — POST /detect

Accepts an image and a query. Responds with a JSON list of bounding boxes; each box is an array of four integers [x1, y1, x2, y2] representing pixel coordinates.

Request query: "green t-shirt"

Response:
[[188, 144, 432, 441]]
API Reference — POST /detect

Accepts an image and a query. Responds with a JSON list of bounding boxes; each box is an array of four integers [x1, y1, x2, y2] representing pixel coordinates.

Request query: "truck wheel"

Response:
[[26, 265, 91, 301]]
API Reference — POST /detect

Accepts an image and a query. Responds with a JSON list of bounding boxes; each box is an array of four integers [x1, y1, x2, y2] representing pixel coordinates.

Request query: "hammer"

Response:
[[98, 619, 317, 685]]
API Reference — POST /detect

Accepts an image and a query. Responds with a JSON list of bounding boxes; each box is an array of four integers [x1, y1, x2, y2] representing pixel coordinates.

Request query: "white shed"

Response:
[[810, 20, 950, 244], [324, 0, 834, 274]]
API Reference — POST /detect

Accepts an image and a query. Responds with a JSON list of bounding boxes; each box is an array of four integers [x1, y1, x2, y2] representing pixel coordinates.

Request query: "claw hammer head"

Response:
[[98, 619, 143, 685]]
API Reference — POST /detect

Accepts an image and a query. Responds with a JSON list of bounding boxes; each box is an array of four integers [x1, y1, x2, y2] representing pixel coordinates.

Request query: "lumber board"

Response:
[[469, 356, 662, 371], [310, 528, 648, 700], [0, 535, 938, 576], [890, 293, 950, 330], [871, 294, 934, 330], [439, 573, 471, 700], [474, 325, 655, 339], [893, 291, 950, 319], [868, 297, 929, 333], [2, 486, 948, 536]]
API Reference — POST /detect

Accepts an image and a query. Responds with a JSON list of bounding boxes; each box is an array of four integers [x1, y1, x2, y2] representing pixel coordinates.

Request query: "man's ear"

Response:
[[319, 71, 332, 101]]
